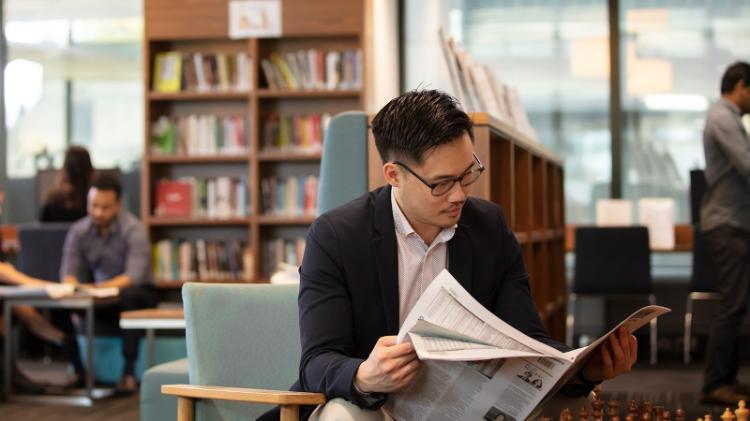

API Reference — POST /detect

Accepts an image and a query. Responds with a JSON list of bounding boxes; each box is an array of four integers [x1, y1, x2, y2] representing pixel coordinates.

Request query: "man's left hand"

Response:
[[581, 327, 638, 382]]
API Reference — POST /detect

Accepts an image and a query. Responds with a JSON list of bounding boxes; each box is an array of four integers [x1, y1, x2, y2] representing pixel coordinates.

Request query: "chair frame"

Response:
[[683, 291, 720, 365], [566, 292, 658, 365], [162, 384, 326, 421]]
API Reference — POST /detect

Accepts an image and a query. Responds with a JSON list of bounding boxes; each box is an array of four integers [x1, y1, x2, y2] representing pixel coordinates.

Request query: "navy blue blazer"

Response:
[[296, 185, 581, 412]]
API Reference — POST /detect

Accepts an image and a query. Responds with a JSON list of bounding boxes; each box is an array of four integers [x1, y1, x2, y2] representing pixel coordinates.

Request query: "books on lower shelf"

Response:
[[154, 176, 249, 219], [264, 237, 305, 277], [260, 175, 318, 216], [261, 48, 362, 91], [152, 51, 252, 93], [151, 114, 248, 156], [262, 112, 331, 153], [153, 239, 253, 282]]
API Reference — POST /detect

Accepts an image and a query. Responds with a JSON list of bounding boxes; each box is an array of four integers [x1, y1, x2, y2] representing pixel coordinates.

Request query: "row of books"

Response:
[[260, 176, 318, 216], [151, 115, 248, 156], [154, 177, 248, 219], [263, 237, 305, 277], [152, 51, 252, 93], [261, 49, 362, 91], [262, 112, 331, 153], [153, 239, 254, 282]]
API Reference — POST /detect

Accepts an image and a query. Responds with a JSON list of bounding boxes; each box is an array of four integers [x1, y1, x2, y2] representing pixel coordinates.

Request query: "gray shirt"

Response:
[[701, 98, 750, 233], [60, 209, 153, 286]]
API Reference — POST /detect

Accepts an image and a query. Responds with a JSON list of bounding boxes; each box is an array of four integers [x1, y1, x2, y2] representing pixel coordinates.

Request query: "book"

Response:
[[153, 52, 182, 93]]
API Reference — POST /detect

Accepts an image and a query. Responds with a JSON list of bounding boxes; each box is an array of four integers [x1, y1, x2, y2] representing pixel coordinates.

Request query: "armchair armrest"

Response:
[[162, 384, 326, 421]]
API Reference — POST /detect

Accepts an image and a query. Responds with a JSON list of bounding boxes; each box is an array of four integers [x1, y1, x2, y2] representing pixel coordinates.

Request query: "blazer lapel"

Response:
[[372, 186, 400, 334], [448, 223, 473, 294]]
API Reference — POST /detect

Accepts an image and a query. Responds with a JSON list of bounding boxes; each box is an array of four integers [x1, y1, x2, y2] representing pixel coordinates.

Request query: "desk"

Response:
[[119, 308, 185, 368], [1, 287, 118, 406]]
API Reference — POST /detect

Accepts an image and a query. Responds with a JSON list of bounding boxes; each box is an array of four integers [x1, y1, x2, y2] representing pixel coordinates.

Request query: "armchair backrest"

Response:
[[17, 222, 71, 282], [573, 226, 652, 295], [318, 111, 369, 214], [182, 283, 300, 420]]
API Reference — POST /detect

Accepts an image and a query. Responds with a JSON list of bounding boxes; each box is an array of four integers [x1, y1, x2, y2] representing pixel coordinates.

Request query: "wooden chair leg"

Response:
[[177, 397, 195, 421], [280, 404, 299, 421]]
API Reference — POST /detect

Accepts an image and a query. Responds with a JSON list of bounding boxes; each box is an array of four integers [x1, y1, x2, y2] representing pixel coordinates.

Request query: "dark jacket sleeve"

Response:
[[491, 206, 597, 397], [298, 215, 385, 408]]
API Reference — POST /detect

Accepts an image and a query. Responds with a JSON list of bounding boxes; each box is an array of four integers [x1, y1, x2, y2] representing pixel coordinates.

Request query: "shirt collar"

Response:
[[84, 212, 123, 237], [390, 187, 456, 245], [720, 98, 742, 116]]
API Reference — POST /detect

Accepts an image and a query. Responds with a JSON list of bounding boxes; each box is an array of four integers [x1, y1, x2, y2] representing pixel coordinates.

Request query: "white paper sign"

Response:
[[229, 0, 282, 39], [596, 199, 633, 226], [638, 197, 675, 250]]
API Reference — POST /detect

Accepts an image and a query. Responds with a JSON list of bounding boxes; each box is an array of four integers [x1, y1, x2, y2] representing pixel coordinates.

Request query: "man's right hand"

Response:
[[63, 276, 79, 286], [354, 336, 420, 394]]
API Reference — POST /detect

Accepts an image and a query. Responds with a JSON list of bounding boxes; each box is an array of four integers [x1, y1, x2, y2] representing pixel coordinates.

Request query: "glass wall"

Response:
[[3, 0, 143, 221], [404, 0, 750, 224], [403, 0, 611, 223], [620, 0, 750, 222]]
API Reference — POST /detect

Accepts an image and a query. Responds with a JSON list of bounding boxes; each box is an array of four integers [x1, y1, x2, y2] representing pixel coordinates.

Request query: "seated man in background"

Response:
[[59, 172, 156, 394]]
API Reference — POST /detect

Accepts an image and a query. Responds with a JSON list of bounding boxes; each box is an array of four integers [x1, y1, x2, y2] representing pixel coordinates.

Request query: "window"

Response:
[[403, 0, 611, 223]]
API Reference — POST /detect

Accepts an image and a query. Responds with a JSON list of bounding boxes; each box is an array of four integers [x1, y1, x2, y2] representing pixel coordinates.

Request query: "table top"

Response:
[[120, 308, 184, 320], [119, 308, 185, 330], [0, 286, 119, 308]]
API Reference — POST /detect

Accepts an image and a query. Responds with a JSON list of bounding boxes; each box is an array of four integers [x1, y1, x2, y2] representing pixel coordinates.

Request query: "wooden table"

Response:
[[119, 308, 185, 368], [1, 287, 118, 406]]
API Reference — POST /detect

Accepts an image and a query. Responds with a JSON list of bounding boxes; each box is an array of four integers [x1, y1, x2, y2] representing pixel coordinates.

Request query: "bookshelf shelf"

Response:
[[257, 151, 322, 162], [148, 91, 251, 101], [149, 217, 250, 226], [257, 215, 317, 225], [150, 155, 249, 164], [145, 0, 366, 281], [257, 89, 362, 98]]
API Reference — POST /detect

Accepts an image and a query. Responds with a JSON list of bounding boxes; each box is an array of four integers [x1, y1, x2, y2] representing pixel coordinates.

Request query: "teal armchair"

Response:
[[162, 283, 324, 421]]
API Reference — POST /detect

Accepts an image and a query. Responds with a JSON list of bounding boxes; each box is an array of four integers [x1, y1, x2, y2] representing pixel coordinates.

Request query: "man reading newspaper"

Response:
[[268, 90, 644, 421]]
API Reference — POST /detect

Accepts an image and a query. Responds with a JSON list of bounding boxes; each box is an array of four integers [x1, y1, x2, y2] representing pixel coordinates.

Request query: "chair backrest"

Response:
[[17, 223, 71, 282], [318, 111, 369, 214], [573, 226, 652, 295], [690, 169, 707, 225], [690, 225, 718, 293], [182, 283, 300, 421]]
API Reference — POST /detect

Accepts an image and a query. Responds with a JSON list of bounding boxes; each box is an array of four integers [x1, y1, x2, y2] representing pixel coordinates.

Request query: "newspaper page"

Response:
[[385, 269, 670, 421]]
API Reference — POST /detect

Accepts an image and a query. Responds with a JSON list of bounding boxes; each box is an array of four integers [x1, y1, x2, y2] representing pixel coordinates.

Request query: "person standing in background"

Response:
[[40, 145, 94, 222], [700, 61, 750, 406]]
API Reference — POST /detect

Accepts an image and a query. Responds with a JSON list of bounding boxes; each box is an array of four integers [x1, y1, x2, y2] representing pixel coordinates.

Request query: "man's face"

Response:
[[395, 133, 477, 230], [87, 188, 120, 229]]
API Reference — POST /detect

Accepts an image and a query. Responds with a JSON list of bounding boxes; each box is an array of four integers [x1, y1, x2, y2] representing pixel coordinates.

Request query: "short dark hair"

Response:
[[371, 90, 473, 165], [90, 172, 122, 200], [720, 61, 750, 94]]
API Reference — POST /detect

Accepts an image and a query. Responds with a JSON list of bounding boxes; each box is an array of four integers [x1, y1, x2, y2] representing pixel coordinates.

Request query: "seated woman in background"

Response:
[[40, 145, 93, 222]]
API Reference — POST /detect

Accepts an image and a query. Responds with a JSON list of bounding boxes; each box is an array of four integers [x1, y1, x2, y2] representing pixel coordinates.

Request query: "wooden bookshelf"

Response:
[[365, 112, 567, 341], [144, 0, 367, 285]]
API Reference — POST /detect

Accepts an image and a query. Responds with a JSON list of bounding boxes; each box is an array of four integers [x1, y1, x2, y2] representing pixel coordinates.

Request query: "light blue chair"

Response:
[[161, 283, 324, 421], [318, 111, 369, 213]]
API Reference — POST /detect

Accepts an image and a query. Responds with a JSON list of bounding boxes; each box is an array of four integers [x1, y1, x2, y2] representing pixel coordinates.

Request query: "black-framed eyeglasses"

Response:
[[393, 153, 485, 196]]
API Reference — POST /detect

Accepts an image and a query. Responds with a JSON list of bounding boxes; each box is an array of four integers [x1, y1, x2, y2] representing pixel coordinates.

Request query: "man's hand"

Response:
[[581, 327, 638, 382], [63, 276, 80, 286], [354, 336, 420, 394]]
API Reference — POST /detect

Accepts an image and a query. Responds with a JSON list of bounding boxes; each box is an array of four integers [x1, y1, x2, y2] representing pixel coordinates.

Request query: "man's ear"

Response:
[[382, 162, 400, 187]]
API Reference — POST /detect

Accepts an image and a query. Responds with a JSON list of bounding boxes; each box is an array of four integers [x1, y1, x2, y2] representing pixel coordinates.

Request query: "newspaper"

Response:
[[384, 269, 670, 421]]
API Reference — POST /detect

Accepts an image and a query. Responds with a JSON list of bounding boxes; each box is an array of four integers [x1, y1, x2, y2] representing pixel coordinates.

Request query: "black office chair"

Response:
[[16, 223, 71, 281], [683, 169, 720, 364], [567, 226, 658, 365]]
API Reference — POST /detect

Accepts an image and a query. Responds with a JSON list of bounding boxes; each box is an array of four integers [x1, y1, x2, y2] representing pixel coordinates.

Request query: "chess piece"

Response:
[[627, 415, 636, 421], [580, 405, 590, 421], [593, 399, 605, 421], [675, 409, 686, 421], [722, 408, 736, 421], [609, 399, 620, 419], [541, 416, 553, 421], [705, 415, 713, 421], [629, 401, 640, 419], [663, 410, 672, 421], [655, 406, 665, 421], [736, 401, 748, 421], [561, 407, 573, 421]]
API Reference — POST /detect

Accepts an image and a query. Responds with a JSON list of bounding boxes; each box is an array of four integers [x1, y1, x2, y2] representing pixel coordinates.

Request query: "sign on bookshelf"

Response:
[[229, 0, 282, 39]]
